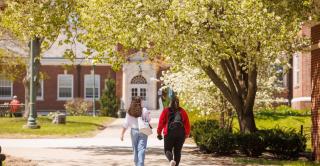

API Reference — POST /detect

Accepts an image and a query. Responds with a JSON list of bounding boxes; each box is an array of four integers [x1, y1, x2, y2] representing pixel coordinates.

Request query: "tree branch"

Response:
[[220, 60, 238, 96], [200, 64, 240, 107], [225, 58, 243, 97]]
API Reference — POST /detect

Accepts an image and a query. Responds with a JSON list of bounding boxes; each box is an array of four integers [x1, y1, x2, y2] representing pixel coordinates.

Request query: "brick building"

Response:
[[290, 25, 312, 110], [0, 35, 161, 113], [311, 23, 320, 161]]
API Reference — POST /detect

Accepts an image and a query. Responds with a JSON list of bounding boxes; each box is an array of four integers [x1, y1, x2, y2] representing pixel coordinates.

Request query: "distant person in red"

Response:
[[10, 96, 20, 117], [157, 95, 190, 166]]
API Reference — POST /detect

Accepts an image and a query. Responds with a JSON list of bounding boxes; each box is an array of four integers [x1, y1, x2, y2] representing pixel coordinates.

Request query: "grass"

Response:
[[187, 105, 315, 165], [188, 105, 312, 150], [0, 116, 114, 138], [234, 157, 320, 166], [233, 158, 319, 166], [228, 106, 312, 151]]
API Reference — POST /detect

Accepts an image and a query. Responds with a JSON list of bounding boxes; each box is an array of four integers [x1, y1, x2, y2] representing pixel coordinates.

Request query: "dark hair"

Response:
[[169, 96, 180, 112], [128, 96, 142, 117]]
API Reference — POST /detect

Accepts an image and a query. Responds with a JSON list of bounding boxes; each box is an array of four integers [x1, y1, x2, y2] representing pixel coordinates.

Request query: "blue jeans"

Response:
[[131, 128, 148, 166]]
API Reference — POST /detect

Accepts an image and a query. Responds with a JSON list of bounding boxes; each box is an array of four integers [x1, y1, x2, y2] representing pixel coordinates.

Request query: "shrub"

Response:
[[191, 120, 236, 155], [236, 132, 265, 157], [206, 129, 237, 155], [64, 98, 92, 116], [100, 79, 119, 117], [191, 119, 219, 144], [261, 128, 306, 159]]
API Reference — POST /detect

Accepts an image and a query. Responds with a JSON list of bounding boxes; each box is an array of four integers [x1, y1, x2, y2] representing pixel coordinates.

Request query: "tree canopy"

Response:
[[78, 0, 311, 132]]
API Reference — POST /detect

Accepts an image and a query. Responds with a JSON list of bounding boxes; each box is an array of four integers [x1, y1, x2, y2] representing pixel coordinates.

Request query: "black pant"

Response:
[[164, 127, 185, 166]]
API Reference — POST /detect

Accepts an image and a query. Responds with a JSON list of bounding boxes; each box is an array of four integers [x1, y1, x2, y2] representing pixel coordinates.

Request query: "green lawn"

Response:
[[0, 116, 114, 138], [188, 106, 312, 150], [234, 157, 320, 166], [232, 109, 312, 150]]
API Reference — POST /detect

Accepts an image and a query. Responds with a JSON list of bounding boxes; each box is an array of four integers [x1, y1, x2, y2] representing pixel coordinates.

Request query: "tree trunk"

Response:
[[226, 108, 233, 132], [219, 111, 225, 129], [23, 62, 30, 118], [23, 38, 41, 118], [201, 58, 258, 133], [237, 107, 257, 133], [23, 80, 29, 118]]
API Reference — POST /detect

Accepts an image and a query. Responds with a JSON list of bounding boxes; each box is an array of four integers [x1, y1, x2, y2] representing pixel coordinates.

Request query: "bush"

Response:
[[206, 129, 237, 155], [236, 132, 265, 157], [100, 79, 119, 117], [191, 119, 219, 145], [64, 98, 92, 116], [261, 128, 306, 159], [192, 120, 236, 155]]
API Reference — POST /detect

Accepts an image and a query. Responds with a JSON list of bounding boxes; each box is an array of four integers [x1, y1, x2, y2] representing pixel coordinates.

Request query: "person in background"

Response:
[[120, 97, 151, 166], [157, 95, 190, 166], [10, 96, 20, 117]]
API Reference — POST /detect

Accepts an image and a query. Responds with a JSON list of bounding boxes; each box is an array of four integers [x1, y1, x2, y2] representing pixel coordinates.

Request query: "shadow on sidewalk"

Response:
[[42, 146, 239, 166]]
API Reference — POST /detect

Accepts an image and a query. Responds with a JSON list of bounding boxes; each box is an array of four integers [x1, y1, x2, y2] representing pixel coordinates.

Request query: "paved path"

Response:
[[1, 111, 237, 166]]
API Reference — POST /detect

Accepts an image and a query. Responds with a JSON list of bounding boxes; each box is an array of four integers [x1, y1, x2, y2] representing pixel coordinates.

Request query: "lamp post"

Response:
[[25, 39, 40, 129], [92, 60, 96, 117]]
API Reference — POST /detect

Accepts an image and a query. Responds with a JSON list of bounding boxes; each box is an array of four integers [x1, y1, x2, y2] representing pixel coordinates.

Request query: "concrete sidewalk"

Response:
[[1, 116, 237, 166]]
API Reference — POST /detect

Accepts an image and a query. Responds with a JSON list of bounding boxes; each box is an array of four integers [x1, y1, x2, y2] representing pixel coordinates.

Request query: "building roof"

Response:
[[43, 33, 93, 59]]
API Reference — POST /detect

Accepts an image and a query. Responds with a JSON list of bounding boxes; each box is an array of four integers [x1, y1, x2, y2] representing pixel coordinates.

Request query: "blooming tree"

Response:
[[78, 0, 312, 132], [0, 0, 78, 117], [161, 63, 286, 130]]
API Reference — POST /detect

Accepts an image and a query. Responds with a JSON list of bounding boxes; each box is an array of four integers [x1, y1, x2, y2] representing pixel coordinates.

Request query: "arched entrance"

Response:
[[130, 75, 148, 107], [122, 59, 158, 110]]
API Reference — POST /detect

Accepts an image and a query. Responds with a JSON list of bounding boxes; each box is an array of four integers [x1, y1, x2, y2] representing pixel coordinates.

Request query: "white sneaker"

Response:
[[170, 160, 176, 166]]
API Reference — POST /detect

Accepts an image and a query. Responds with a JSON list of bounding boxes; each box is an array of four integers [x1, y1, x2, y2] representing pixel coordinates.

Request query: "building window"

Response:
[[131, 88, 138, 98], [131, 75, 147, 84], [84, 75, 100, 99], [130, 75, 147, 101], [57, 74, 73, 100], [293, 53, 300, 87], [36, 80, 44, 100], [0, 76, 12, 99], [140, 88, 147, 101]]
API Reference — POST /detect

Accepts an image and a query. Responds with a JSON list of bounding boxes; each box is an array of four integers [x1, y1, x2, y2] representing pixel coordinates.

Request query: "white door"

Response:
[[131, 86, 147, 108], [130, 75, 148, 108]]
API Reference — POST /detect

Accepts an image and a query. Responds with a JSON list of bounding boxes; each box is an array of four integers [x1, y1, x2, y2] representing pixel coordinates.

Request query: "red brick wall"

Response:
[[291, 24, 312, 110], [292, 51, 312, 110], [115, 70, 123, 98], [0, 65, 116, 112], [312, 24, 320, 44], [311, 24, 320, 161]]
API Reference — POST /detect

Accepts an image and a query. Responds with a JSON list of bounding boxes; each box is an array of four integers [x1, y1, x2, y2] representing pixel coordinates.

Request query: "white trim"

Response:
[[57, 74, 74, 100], [293, 53, 300, 87], [291, 97, 311, 103], [84, 74, 100, 99], [256, 99, 289, 103], [0, 76, 13, 100], [40, 58, 111, 66], [36, 80, 44, 101]]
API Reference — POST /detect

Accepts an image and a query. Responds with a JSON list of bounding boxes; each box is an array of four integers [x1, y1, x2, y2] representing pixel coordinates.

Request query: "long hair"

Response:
[[169, 96, 180, 112], [128, 96, 142, 116]]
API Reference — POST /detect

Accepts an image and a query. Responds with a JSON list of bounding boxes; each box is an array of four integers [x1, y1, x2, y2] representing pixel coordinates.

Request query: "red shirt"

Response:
[[10, 99, 20, 113], [157, 107, 191, 137]]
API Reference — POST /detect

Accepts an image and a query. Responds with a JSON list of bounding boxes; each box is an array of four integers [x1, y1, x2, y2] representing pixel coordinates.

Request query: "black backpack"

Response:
[[168, 108, 184, 130]]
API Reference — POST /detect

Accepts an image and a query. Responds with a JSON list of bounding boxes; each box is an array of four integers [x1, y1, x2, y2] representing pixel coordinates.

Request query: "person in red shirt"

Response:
[[157, 96, 190, 166], [10, 96, 20, 117]]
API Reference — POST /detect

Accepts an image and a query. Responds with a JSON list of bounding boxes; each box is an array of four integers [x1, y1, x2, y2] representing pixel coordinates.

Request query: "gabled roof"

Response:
[[43, 33, 94, 59]]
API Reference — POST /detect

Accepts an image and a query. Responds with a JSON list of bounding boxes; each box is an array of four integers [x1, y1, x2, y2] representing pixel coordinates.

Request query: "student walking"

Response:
[[157, 96, 190, 166], [120, 97, 151, 166]]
